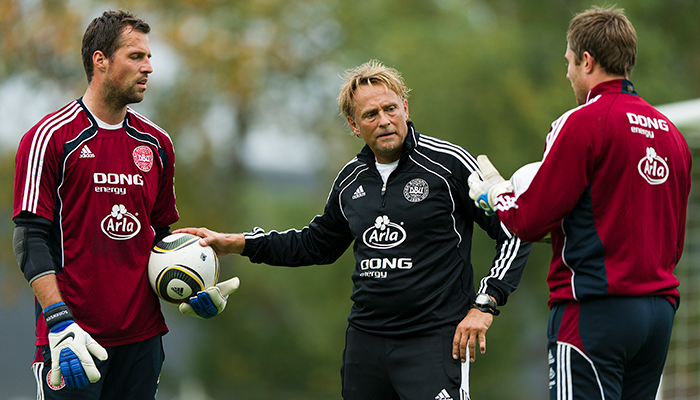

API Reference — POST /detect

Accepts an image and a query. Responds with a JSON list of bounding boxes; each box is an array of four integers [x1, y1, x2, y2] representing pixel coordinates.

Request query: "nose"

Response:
[[143, 58, 153, 74], [378, 111, 391, 127]]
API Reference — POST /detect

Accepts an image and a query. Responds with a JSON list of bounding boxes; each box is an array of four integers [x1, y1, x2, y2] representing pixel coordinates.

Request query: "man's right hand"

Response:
[[173, 227, 246, 255], [452, 307, 494, 363], [44, 302, 108, 388]]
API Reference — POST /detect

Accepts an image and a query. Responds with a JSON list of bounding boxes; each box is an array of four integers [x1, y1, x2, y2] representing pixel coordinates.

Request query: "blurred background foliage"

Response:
[[0, 0, 698, 399]]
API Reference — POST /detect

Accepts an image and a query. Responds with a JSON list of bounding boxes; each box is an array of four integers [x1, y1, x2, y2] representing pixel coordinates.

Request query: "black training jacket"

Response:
[[242, 122, 532, 336]]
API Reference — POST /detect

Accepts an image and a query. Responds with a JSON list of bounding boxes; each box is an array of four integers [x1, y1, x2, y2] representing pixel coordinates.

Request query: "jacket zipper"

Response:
[[381, 181, 387, 207]]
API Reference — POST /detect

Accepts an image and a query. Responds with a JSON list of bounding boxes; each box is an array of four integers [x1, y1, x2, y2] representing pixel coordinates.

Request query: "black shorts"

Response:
[[548, 296, 675, 400], [341, 325, 470, 400], [32, 334, 164, 400]]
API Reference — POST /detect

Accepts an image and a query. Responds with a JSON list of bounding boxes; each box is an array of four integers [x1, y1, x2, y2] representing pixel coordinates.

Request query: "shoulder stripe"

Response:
[[335, 161, 369, 221], [543, 95, 600, 161], [417, 134, 479, 172], [324, 157, 363, 203], [21, 101, 83, 213], [412, 149, 452, 175], [128, 107, 172, 144], [337, 158, 366, 189]]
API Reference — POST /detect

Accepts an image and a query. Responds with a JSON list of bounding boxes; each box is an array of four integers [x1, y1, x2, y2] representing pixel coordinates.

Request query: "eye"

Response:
[[385, 105, 399, 115]]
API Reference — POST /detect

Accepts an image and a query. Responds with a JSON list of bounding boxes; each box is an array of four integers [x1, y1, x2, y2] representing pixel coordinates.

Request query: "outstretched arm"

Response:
[[169, 227, 243, 319], [174, 227, 245, 255]]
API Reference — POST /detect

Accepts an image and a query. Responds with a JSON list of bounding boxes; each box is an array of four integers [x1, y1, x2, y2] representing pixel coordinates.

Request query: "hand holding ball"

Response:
[[148, 233, 220, 304]]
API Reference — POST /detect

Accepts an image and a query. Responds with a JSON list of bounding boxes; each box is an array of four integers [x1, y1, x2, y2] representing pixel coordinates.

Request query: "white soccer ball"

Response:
[[148, 233, 219, 304], [510, 161, 542, 198]]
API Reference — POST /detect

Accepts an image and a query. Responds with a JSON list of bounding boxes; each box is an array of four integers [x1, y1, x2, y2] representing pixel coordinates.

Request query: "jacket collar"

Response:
[[586, 79, 638, 103]]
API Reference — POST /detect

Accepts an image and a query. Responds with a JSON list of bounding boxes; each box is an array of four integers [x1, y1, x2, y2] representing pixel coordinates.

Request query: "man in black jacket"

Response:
[[177, 59, 531, 400]]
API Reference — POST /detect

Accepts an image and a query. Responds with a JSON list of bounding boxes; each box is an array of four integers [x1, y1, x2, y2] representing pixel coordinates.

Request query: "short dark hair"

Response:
[[567, 6, 637, 77], [81, 10, 150, 83]]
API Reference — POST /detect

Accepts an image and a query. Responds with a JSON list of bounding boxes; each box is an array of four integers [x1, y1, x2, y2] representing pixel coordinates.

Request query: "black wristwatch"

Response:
[[472, 293, 500, 316]]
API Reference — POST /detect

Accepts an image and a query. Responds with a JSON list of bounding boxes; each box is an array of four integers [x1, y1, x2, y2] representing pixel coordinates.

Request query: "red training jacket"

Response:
[[496, 79, 691, 308]]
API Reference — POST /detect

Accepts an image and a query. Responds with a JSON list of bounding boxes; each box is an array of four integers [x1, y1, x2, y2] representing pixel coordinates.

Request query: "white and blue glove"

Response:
[[179, 277, 240, 319], [44, 302, 108, 389], [468, 155, 513, 215]]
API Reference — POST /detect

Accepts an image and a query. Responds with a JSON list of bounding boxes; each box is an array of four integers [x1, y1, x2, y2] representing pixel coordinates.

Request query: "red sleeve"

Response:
[[14, 112, 69, 221], [496, 107, 599, 242]]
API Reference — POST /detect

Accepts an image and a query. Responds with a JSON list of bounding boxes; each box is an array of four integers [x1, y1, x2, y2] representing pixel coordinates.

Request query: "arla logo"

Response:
[[101, 204, 141, 240], [637, 147, 668, 185], [362, 215, 406, 249]]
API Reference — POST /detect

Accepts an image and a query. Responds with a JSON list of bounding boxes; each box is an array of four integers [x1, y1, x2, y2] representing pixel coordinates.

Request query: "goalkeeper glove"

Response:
[[468, 155, 513, 215], [44, 302, 108, 389], [179, 277, 240, 319]]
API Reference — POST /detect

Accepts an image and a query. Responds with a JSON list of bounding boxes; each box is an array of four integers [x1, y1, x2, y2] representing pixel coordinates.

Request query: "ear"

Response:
[[402, 98, 409, 120], [582, 51, 596, 74], [93, 50, 108, 74], [347, 116, 360, 136]]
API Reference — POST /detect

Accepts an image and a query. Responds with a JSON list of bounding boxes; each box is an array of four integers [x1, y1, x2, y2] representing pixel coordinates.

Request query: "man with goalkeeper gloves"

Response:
[[468, 7, 691, 400], [176, 59, 532, 400], [12, 10, 235, 398]]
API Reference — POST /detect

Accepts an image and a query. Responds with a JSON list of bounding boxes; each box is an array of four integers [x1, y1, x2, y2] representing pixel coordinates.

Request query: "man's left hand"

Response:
[[179, 277, 240, 319], [48, 322, 108, 388], [452, 307, 494, 363]]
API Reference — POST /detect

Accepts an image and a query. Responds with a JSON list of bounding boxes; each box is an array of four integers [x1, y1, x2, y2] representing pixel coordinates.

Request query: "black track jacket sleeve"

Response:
[[241, 176, 354, 267], [473, 207, 532, 306]]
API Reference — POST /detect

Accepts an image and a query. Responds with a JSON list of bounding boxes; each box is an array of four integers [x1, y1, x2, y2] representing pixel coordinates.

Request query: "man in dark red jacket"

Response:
[[12, 11, 235, 398], [469, 6, 691, 400]]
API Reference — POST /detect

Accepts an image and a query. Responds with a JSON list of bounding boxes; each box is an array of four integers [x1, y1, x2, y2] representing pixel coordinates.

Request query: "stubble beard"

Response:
[[375, 135, 403, 161], [102, 78, 145, 111]]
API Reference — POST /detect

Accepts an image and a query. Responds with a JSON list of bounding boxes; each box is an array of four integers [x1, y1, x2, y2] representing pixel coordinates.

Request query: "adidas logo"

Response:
[[435, 389, 453, 400], [352, 185, 366, 200], [172, 286, 184, 296], [79, 145, 95, 158]]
